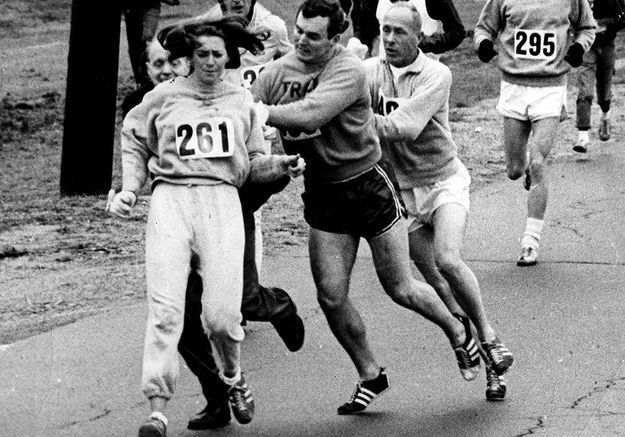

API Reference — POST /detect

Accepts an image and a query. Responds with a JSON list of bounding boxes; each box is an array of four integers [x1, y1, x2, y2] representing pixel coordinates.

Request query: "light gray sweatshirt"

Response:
[[474, 0, 596, 86], [364, 51, 461, 188]]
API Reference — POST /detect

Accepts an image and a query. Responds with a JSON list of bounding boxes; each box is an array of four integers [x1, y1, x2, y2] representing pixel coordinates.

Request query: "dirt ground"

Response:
[[1, 0, 624, 345]]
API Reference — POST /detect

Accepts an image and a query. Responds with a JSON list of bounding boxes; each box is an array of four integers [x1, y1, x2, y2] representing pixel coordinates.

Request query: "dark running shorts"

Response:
[[302, 160, 406, 240]]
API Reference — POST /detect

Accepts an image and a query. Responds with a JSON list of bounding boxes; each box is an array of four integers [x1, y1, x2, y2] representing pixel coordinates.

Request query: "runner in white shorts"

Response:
[[475, 0, 596, 266], [365, 2, 512, 401]]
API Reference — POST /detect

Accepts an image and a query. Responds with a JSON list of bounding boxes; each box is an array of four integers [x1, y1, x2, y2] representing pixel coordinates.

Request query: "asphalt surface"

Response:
[[3, 142, 625, 437]]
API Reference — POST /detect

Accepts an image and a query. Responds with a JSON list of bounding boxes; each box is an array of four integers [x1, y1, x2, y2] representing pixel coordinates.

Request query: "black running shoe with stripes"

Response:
[[452, 313, 481, 381], [482, 337, 514, 375], [228, 375, 255, 424], [485, 365, 507, 401], [337, 368, 390, 415]]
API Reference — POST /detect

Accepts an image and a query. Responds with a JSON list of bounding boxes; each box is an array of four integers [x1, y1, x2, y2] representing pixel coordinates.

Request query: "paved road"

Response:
[[2, 145, 625, 436]]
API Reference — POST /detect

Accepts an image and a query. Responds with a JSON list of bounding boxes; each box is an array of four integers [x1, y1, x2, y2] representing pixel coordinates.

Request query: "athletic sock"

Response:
[[601, 111, 610, 121], [578, 130, 589, 142], [520, 217, 544, 249], [149, 411, 168, 427], [221, 367, 242, 386]]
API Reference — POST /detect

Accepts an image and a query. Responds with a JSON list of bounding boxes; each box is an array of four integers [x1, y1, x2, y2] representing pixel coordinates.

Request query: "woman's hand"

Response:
[[106, 189, 137, 218]]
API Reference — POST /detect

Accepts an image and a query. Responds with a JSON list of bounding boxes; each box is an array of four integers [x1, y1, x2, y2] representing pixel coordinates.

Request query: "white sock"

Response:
[[221, 367, 242, 386], [578, 130, 589, 142], [521, 217, 544, 249], [149, 411, 168, 427], [602, 111, 609, 120]]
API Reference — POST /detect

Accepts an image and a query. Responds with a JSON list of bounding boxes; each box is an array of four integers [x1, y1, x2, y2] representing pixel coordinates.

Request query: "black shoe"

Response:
[[138, 415, 167, 437], [485, 365, 507, 401], [187, 404, 231, 430], [337, 368, 390, 415], [271, 311, 305, 352]]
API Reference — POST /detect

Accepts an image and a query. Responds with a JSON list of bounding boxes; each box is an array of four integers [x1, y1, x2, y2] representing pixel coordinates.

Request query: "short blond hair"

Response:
[[386, 1, 422, 33]]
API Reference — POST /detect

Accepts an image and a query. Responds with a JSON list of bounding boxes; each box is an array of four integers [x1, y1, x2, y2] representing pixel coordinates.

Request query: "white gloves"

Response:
[[346, 37, 368, 60], [106, 189, 137, 219]]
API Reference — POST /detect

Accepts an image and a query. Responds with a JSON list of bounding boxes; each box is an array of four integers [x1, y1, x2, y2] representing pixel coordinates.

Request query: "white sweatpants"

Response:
[[141, 183, 245, 400]]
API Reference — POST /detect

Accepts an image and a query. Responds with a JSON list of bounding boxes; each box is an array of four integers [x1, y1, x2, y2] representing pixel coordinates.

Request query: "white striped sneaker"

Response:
[[228, 374, 255, 424], [452, 313, 481, 381], [483, 338, 514, 375], [337, 368, 390, 415]]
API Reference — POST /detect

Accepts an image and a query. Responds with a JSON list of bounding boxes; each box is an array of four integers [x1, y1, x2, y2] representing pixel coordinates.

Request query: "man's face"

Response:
[[293, 13, 336, 63], [381, 7, 422, 68], [219, 0, 252, 18], [146, 42, 190, 85]]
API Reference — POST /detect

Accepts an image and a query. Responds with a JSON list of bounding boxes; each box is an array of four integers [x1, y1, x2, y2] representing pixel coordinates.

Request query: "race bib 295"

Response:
[[514, 29, 557, 61]]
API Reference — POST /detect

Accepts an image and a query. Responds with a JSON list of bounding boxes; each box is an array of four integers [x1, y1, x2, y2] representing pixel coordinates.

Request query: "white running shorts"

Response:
[[402, 162, 471, 233], [496, 81, 567, 122]]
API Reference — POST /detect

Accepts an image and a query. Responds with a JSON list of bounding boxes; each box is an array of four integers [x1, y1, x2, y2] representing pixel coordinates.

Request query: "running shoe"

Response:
[[452, 313, 481, 381], [517, 246, 538, 266], [482, 337, 514, 375], [523, 168, 532, 191], [138, 414, 167, 437], [599, 118, 611, 141], [573, 137, 589, 153], [228, 374, 255, 424], [485, 365, 507, 401], [337, 367, 390, 415], [187, 403, 231, 430]]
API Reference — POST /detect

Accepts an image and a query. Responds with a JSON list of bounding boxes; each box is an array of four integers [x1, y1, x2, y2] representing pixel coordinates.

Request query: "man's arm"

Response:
[[120, 91, 161, 193], [421, 0, 466, 54], [352, 0, 381, 50], [572, 0, 597, 51], [263, 58, 366, 131], [373, 67, 451, 142], [267, 16, 293, 58], [474, 0, 503, 47]]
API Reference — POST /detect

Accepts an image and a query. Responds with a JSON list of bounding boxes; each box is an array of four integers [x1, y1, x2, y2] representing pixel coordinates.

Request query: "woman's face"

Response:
[[191, 35, 229, 87]]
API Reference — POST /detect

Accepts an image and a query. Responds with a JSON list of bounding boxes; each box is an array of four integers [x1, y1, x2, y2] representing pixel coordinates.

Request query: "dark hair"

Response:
[[157, 15, 265, 69], [297, 0, 349, 39]]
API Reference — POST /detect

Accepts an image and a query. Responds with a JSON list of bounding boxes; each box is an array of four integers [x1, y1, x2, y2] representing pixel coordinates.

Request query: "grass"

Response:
[[1, 0, 623, 344]]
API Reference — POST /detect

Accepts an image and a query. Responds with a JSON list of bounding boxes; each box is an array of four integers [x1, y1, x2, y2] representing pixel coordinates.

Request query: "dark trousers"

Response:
[[576, 33, 616, 130], [177, 177, 293, 408], [123, 2, 161, 86]]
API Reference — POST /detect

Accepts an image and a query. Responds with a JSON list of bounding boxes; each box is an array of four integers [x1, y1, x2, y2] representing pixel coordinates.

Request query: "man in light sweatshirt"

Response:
[[365, 1, 513, 401], [474, 0, 596, 266], [252, 0, 484, 415]]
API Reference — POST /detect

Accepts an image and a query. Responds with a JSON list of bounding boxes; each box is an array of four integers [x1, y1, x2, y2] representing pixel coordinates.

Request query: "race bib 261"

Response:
[[175, 118, 234, 160], [514, 29, 557, 61]]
